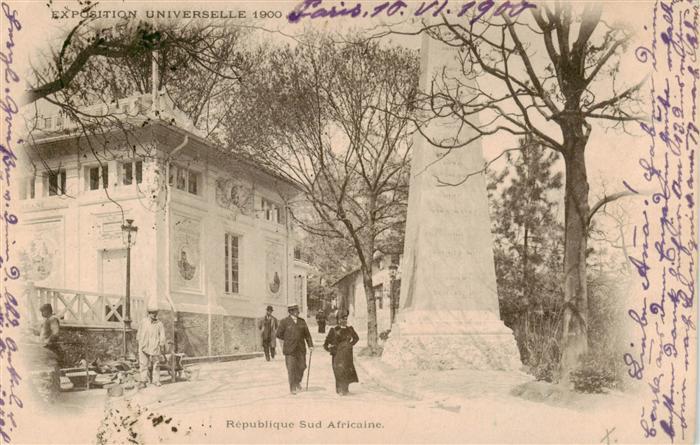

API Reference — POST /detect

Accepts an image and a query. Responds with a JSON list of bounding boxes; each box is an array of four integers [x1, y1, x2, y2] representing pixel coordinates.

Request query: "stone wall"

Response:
[[175, 312, 209, 357], [58, 326, 136, 367], [174, 312, 258, 357], [223, 315, 258, 354], [56, 311, 259, 365]]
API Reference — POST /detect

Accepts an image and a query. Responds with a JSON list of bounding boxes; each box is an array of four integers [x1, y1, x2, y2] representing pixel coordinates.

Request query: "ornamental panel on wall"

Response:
[[171, 214, 202, 293], [17, 219, 63, 286], [265, 239, 284, 300], [215, 178, 253, 216]]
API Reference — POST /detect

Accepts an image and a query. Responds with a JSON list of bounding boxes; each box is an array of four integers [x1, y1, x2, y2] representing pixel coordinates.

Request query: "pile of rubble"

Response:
[[61, 354, 188, 391]]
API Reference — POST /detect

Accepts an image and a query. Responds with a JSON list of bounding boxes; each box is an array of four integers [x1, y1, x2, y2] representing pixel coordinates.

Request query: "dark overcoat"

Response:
[[258, 315, 279, 344], [276, 316, 313, 355], [323, 325, 359, 384]]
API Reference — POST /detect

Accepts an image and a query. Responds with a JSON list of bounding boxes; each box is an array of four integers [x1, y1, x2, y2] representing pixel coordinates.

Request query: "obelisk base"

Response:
[[382, 310, 522, 371]]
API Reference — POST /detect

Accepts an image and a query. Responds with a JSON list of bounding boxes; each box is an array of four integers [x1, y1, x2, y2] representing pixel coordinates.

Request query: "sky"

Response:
[[15, 0, 655, 252]]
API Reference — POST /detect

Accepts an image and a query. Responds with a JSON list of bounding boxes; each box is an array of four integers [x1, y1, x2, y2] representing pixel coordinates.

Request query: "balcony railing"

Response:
[[29, 285, 145, 329], [35, 95, 155, 133]]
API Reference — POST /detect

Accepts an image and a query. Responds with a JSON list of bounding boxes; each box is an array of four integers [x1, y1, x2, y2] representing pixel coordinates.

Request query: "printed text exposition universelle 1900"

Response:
[[50, 9, 249, 20]]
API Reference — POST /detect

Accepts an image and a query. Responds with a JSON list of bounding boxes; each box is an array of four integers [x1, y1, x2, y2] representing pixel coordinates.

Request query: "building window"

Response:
[[86, 165, 109, 191], [188, 170, 198, 194], [45, 169, 66, 196], [260, 198, 284, 224], [176, 167, 186, 189], [121, 160, 143, 185], [44, 117, 52, 129], [169, 164, 200, 196], [19, 176, 36, 200], [293, 245, 302, 260], [373, 284, 384, 309], [224, 233, 239, 293], [295, 275, 304, 301]]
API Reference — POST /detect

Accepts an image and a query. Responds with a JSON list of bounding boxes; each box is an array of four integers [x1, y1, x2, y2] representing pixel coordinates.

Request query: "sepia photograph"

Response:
[[0, 0, 696, 443]]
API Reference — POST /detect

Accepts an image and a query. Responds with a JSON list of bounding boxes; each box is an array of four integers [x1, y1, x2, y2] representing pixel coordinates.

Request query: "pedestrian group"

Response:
[[35, 302, 359, 395], [264, 304, 360, 396]]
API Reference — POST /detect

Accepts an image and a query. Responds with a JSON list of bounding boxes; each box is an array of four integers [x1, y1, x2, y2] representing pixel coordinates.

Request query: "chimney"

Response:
[[151, 51, 160, 113]]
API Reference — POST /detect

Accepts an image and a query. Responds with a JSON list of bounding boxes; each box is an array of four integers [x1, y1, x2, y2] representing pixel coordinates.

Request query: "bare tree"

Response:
[[226, 34, 419, 352], [392, 3, 644, 376], [23, 6, 256, 219], [24, 5, 251, 118]]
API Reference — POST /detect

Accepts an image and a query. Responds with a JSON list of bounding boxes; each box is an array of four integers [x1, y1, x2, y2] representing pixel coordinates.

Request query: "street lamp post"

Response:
[[388, 263, 398, 324], [121, 219, 138, 358]]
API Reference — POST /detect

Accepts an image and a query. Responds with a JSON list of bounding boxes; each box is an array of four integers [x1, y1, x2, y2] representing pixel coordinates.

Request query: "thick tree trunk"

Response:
[[522, 223, 530, 358], [362, 199, 380, 353], [341, 221, 380, 354], [522, 143, 531, 306], [523, 224, 529, 302], [361, 268, 379, 353], [560, 144, 590, 381]]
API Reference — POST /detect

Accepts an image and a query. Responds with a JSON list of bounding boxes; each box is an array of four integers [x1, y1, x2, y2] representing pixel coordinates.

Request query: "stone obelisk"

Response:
[[381, 33, 521, 371]]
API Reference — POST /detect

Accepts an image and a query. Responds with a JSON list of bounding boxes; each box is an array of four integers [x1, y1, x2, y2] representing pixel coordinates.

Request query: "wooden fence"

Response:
[[28, 285, 145, 329]]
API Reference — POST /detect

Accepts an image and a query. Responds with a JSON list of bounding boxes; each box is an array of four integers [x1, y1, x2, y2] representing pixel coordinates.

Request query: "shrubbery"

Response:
[[488, 137, 630, 392], [569, 352, 618, 393], [530, 359, 559, 383]]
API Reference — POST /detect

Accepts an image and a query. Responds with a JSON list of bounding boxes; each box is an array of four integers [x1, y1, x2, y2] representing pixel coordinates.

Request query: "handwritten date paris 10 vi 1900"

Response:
[[287, 0, 536, 23]]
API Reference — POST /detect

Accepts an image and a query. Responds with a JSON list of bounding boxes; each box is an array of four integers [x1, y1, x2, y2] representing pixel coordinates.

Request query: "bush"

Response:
[[569, 353, 618, 393], [378, 329, 391, 341], [529, 360, 558, 383]]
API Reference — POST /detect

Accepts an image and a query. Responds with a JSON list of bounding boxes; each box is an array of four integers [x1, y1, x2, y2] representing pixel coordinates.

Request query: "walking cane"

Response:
[[306, 347, 313, 391]]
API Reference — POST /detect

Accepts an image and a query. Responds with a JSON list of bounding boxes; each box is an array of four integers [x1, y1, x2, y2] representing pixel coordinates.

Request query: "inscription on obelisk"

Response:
[[382, 33, 521, 371]]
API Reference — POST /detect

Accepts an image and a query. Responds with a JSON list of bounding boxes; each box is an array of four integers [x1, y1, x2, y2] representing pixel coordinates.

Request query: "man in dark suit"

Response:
[[276, 304, 313, 394], [258, 305, 278, 361]]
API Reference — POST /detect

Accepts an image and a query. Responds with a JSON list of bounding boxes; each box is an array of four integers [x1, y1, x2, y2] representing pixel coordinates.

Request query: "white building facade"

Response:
[[16, 95, 310, 362]]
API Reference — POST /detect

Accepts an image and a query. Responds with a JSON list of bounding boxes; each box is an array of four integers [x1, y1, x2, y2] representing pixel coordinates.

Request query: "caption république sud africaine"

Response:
[[226, 420, 384, 430]]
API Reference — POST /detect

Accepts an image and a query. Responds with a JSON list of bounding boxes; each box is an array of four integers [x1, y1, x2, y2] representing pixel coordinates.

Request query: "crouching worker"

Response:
[[138, 306, 166, 387]]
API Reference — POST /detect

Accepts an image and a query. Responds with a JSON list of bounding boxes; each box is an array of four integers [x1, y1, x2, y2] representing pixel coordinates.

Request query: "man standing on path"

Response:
[[276, 304, 313, 394], [258, 305, 278, 361], [315, 309, 327, 334], [137, 306, 167, 387]]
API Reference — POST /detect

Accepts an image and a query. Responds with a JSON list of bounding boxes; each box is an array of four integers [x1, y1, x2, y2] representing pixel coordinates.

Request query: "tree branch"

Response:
[[587, 190, 637, 227]]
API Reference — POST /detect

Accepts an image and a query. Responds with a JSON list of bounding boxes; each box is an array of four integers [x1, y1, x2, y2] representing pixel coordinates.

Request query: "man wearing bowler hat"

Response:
[[276, 304, 313, 394], [258, 305, 278, 361]]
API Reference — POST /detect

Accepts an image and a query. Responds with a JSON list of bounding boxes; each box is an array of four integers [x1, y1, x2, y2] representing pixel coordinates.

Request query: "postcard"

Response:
[[0, 0, 697, 443]]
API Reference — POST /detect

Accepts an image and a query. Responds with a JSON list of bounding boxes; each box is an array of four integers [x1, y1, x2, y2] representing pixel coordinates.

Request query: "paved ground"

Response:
[[13, 327, 650, 444]]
